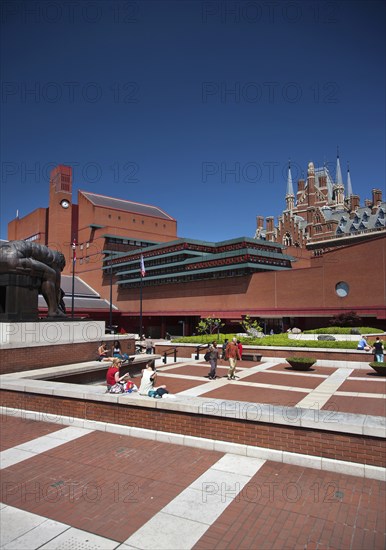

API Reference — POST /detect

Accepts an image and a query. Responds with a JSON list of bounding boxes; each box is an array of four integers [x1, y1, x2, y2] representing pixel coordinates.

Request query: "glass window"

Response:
[[335, 281, 349, 298]]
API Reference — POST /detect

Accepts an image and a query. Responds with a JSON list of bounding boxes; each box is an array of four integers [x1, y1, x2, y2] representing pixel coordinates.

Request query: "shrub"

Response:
[[329, 311, 362, 327], [369, 361, 386, 375], [304, 326, 383, 335], [173, 334, 363, 349], [286, 357, 317, 370]]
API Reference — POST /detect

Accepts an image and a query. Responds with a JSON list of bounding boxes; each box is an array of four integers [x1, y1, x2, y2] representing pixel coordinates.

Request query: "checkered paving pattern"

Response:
[[152, 359, 386, 417], [1, 418, 385, 549]]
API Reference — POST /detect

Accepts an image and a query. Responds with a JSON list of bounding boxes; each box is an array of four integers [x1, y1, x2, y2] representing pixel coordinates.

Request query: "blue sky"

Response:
[[1, 0, 385, 242]]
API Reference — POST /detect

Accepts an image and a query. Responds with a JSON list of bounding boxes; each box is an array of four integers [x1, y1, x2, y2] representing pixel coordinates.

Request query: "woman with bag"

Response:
[[106, 358, 127, 392]]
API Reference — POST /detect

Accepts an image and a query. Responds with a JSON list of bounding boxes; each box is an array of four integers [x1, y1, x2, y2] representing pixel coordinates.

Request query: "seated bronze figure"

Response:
[[0, 240, 66, 318]]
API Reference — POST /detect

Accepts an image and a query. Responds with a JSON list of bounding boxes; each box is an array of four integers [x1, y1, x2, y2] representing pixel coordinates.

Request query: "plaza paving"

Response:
[[1, 355, 385, 549]]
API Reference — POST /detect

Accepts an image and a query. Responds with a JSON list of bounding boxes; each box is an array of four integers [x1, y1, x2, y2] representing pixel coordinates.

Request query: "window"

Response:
[[335, 281, 349, 298]]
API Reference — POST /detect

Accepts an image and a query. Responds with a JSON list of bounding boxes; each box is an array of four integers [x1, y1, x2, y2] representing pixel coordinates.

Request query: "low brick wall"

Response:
[[1, 389, 384, 467], [0, 339, 136, 374]]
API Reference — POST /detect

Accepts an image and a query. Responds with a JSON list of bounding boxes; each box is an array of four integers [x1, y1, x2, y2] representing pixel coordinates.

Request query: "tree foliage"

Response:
[[241, 315, 263, 336], [328, 311, 362, 327], [196, 316, 224, 335]]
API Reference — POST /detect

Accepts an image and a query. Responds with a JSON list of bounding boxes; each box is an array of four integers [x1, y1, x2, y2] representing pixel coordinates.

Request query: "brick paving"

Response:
[[194, 461, 386, 550], [199, 385, 308, 407], [1, 417, 385, 549], [0, 416, 64, 451], [266, 363, 338, 375], [1, 357, 386, 547], [241, 371, 324, 389], [349, 368, 386, 378], [153, 359, 386, 417], [1, 422, 223, 543], [338, 379, 386, 394], [322, 395, 386, 417]]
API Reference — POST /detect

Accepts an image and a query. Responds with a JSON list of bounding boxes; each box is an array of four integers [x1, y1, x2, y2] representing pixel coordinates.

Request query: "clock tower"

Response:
[[48, 165, 73, 274]]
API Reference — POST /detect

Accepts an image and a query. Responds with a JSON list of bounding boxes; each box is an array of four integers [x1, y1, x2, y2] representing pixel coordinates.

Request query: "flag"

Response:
[[140, 254, 146, 277], [72, 238, 76, 263]]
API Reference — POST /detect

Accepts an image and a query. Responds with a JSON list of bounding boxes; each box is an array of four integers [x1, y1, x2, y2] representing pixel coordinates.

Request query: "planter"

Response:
[[286, 357, 316, 371], [369, 361, 386, 375]]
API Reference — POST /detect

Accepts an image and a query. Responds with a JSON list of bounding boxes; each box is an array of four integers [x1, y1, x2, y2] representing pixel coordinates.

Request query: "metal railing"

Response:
[[162, 347, 178, 364], [195, 344, 209, 361]]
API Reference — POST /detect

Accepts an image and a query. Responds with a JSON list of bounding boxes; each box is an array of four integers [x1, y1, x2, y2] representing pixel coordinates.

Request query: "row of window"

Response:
[[104, 214, 167, 228], [120, 268, 264, 288]]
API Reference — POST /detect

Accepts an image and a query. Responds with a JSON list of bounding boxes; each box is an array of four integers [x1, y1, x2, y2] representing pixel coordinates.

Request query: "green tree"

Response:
[[329, 311, 362, 327], [196, 316, 224, 335], [241, 315, 263, 336]]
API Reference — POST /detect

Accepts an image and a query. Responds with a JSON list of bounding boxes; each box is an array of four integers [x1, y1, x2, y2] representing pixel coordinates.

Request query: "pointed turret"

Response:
[[335, 147, 343, 185], [346, 164, 353, 197], [333, 148, 344, 207], [285, 161, 295, 211]]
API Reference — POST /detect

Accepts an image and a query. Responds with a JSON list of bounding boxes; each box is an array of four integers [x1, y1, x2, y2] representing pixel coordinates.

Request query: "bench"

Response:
[[241, 354, 262, 362]]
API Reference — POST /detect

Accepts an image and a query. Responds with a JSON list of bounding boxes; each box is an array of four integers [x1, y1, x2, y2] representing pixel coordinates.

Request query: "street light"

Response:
[[71, 237, 76, 319], [109, 255, 113, 332]]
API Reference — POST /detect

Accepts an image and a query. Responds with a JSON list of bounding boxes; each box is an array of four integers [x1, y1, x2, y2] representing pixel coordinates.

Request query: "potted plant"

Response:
[[286, 357, 316, 371], [369, 361, 386, 375]]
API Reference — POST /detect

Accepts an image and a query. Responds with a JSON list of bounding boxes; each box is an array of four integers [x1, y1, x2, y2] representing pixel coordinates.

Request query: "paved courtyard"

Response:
[[1, 355, 385, 549]]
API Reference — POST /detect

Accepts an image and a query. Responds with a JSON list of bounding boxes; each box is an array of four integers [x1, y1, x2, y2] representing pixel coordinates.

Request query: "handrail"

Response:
[[162, 347, 177, 364], [195, 344, 209, 361]]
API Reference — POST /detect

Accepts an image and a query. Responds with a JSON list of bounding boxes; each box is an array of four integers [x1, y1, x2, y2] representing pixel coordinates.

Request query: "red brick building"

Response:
[[7, 164, 386, 335], [255, 155, 385, 251]]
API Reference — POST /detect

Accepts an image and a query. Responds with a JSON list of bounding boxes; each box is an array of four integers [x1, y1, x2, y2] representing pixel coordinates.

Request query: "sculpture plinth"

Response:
[[0, 273, 41, 322]]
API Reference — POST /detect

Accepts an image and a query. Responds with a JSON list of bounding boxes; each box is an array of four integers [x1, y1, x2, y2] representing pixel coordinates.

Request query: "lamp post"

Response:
[[109, 255, 113, 332], [139, 275, 143, 338], [71, 238, 76, 319], [139, 254, 145, 339]]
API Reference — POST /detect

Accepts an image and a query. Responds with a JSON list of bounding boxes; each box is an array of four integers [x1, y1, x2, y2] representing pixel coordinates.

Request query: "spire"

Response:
[[336, 147, 343, 186], [285, 160, 295, 211], [286, 160, 294, 196], [347, 163, 353, 197]]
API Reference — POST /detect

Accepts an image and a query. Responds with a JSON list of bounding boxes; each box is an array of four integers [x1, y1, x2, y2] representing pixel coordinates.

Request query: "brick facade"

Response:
[[5, 163, 386, 333]]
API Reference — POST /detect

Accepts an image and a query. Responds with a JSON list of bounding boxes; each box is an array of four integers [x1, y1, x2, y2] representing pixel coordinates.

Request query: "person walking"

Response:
[[207, 341, 219, 380], [145, 336, 154, 354], [237, 339, 243, 360], [225, 337, 241, 380], [221, 339, 228, 360], [372, 337, 384, 362]]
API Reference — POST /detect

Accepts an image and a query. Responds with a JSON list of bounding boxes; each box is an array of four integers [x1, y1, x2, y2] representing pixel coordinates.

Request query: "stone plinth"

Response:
[[0, 320, 106, 346], [0, 273, 41, 322]]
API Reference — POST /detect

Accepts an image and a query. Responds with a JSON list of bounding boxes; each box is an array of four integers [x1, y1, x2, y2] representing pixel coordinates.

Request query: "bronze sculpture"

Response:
[[0, 240, 66, 319]]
